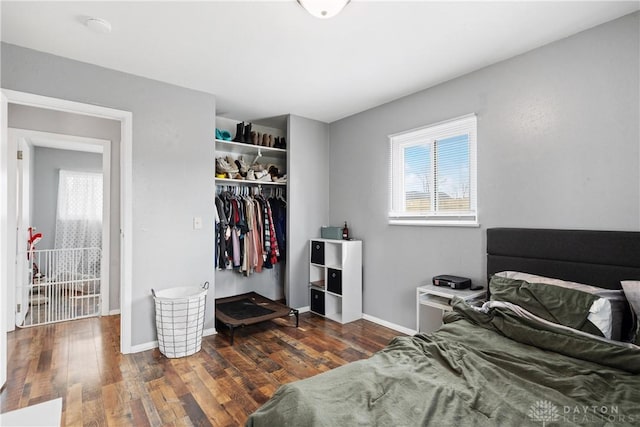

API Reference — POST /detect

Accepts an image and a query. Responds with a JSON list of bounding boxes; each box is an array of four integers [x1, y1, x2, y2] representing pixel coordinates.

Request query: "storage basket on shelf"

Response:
[[152, 281, 209, 358]]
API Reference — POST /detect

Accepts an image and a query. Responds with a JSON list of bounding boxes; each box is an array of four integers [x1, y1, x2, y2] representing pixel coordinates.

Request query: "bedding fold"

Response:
[[446, 298, 640, 374], [247, 300, 640, 426]]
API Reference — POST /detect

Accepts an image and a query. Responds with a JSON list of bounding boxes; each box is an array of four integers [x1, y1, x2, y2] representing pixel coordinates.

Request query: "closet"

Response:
[[214, 117, 288, 302], [214, 115, 331, 313]]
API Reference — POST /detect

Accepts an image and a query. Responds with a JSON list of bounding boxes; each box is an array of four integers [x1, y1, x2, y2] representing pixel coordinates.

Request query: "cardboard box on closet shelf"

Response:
[[321, 226, 343, 240]]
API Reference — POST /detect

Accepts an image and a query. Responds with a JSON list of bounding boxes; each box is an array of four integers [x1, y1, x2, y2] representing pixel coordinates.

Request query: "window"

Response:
[[56, 170, 103, 221], [54, 170, 103, 275], [388, 114, 477, 226]]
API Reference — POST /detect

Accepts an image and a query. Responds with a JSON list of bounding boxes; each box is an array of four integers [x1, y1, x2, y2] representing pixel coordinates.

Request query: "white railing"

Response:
[[17, 247, 102, 327]]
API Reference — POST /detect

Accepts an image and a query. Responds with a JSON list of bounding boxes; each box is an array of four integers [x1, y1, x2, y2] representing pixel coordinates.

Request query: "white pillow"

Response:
[[494, 271, 625, 340], [587, 298, 612, 339]]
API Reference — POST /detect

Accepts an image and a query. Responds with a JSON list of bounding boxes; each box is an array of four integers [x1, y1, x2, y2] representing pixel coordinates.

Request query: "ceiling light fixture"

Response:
[[297, 0, 350, 19], [85, 17, 112, 34]]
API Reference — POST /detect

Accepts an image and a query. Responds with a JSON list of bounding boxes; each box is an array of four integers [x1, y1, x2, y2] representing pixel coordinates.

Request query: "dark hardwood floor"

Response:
[[1, 312, 402, 426]]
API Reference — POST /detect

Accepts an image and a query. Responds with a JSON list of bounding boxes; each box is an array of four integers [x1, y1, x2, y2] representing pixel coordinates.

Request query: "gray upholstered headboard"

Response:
[[487, 228, 640, 289], [486, 228, 640, 339]]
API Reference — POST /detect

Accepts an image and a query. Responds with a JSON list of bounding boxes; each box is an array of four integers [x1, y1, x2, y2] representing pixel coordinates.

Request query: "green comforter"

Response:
[[246, 300, 640, 426]]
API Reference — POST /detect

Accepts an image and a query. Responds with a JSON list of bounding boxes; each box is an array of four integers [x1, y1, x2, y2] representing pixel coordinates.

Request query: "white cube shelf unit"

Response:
[[309, 239, 362, 324]]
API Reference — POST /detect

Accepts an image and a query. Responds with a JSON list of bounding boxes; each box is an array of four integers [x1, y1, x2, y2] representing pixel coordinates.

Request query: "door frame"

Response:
[[1, 91, 8, 388], [9, 128, 112, 324], [1, 89, 134, 354], [13, 133, 32, 329]]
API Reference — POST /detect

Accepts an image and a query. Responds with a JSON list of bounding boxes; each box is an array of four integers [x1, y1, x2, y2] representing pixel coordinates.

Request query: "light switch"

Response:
[[193, 216, 203, 230]]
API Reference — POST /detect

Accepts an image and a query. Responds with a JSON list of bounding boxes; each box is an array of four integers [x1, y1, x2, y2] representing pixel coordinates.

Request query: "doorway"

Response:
[[10, 129, 111, 328], [0, 90, 134, 383]]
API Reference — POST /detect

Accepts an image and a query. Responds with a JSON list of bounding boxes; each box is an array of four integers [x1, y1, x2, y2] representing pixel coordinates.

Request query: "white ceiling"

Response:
[[2, 1, 638, 124]]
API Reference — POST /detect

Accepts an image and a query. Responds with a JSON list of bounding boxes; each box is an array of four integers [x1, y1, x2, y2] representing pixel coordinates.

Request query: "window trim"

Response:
[[388, 114, 478, 227]]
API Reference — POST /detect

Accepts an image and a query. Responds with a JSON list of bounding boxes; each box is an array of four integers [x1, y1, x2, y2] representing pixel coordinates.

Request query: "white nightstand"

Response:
[[416, 284, 486, 333]]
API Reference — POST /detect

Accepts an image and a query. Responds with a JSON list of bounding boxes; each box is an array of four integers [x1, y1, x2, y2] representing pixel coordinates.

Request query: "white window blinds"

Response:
[[389, 114, 477, 225]]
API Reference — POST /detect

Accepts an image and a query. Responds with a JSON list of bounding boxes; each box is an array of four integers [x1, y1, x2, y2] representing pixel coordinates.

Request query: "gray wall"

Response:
[[32, 147, 102, 251], [8, 104, 121, 311], [2, 43, 216, 347], [328, 13, 640, 330], [287, 115, 330, 309]]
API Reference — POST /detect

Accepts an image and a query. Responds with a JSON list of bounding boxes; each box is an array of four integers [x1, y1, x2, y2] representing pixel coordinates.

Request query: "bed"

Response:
[[246, 228, 640, 426]]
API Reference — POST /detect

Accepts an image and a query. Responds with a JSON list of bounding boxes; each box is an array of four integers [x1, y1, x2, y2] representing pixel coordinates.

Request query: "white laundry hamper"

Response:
[[152, 282, 209, 358]]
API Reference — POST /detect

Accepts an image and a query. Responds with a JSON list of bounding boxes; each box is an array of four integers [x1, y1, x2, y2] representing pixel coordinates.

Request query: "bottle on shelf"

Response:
[[342, 221, 349, 240]]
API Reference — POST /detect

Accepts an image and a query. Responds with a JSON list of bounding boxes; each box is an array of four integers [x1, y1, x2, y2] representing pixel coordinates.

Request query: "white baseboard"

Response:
[[130, 340, 158, 353], [109, 309, 121, 316], [129, 327, 217, 354], [362, 314, 416, 336], [296, 306, 310, 313]]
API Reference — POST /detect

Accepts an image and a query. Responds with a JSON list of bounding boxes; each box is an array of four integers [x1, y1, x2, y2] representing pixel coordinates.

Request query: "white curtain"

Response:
[[54, 170, 103, 276]]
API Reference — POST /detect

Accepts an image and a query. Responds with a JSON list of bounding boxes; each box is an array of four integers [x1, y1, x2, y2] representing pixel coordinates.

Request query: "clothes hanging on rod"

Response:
[[214, 186, 286, 275], [269, 193, 286, 261]]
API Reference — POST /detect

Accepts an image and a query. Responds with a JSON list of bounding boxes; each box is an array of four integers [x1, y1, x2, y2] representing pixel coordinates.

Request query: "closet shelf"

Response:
[[215, 177, 286, 186], [215, 139, 286, 158]]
